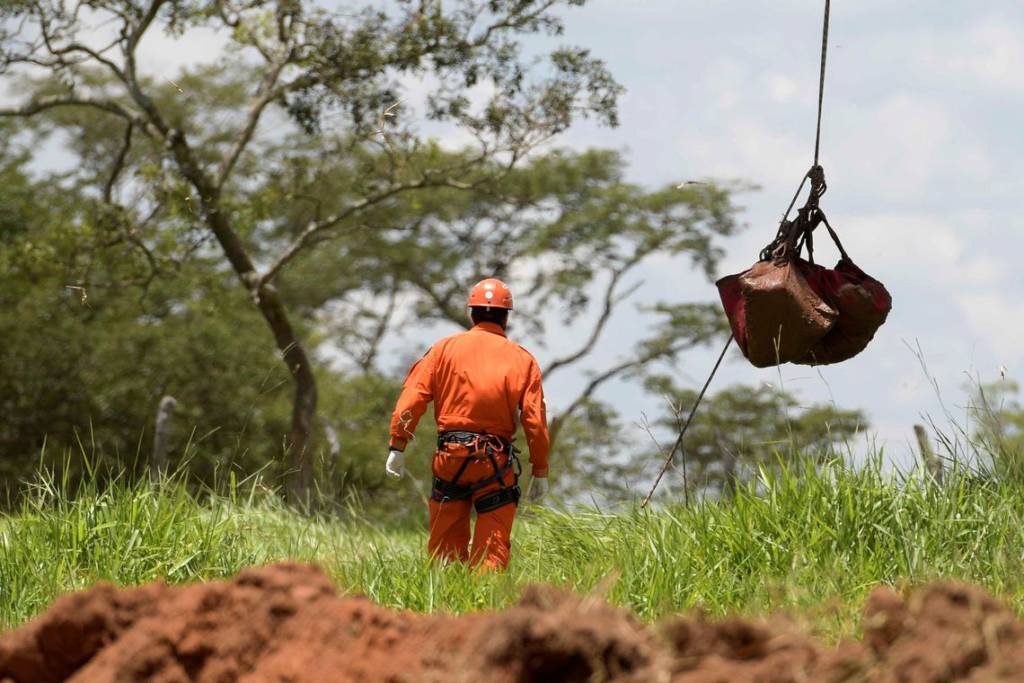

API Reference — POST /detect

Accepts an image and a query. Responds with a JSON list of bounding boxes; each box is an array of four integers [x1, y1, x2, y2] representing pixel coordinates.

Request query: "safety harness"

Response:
[[431, 431, 522, 513]]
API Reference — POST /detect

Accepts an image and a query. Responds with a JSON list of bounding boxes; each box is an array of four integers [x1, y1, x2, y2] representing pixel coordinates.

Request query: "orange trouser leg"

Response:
[[469, 497, 516, 571], [469, 462, 518, 571], [428, 497, 471, 563], [430, 446, 518, 570]]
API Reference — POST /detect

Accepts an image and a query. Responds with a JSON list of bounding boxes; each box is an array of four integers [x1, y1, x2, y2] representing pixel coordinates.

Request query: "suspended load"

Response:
[[717, 167, 892, 368], [642, 0, 894, 505]]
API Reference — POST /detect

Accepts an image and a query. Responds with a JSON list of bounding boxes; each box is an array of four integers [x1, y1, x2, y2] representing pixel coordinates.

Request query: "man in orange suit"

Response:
[[386, 278, 550, 570]]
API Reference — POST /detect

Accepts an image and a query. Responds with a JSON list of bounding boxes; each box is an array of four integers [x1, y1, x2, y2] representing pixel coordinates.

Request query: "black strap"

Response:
[[432, 453, 476, 501], [819, 213, 850, 262], [431, 450, 521, 503], [432, 477, 472, 501], [448, 456, 473, 488], [761, 167, 828, 263], [474, 486, 520, 513], [438, 431, 511, 452]]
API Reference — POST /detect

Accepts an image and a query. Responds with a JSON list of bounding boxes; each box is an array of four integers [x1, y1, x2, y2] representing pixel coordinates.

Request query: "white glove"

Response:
[[385, 449, 405, 479], [528, 476, 549, 502]]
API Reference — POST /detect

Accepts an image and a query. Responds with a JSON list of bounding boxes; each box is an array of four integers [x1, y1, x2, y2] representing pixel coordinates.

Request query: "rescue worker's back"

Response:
[[389, 322, 549, 477], [384, 278, 550, 570]]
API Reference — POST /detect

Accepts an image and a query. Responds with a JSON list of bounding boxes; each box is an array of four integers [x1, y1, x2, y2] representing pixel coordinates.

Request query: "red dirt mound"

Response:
[[2, 563, 1024, 682]]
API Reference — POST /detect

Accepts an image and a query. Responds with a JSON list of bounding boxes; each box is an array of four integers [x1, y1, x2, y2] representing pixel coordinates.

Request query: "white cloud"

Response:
[[918, 22, 1024, 92], [955, 293, 1024, 364], [838, 212, 1006, 292], [840, 213, 961, 271], [677, 120, 808, 185], [958, 256, 1007, 288], [830, 96, 952, 198], [763, 74, 799, 104], [698, 60, 747, 113]]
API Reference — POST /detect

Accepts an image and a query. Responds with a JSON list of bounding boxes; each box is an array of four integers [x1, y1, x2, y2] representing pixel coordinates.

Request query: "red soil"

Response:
[[2, 562, 1023, 682]]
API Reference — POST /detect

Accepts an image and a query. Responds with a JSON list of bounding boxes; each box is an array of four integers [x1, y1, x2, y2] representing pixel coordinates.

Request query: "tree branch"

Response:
[[0, 96, 136, 121], [469, 0, 559, 47], [543, 259, 644, 378], [119, 0, 171, 136], [359, 285, 399, 372], [125, 0, 166, 75], [260, 173, 482, 288], [49, 40, 128, 83], [215, 55, 290, 189], [103, 121, 134, 204], [549, 337, 707, 444], [404, 271, 468, 329]]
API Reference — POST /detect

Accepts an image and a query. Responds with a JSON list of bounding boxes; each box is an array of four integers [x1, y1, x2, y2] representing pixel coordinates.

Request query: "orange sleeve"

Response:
[[519, 357, 550, 476], [388, 347, 436, 451]]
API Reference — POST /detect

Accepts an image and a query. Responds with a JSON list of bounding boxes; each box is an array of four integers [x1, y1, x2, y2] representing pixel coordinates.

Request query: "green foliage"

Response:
[[642, 379, 867, 497], [545, 399, 641, 503], [5, 458, 1024, 641], [0, 150, 397, 494], [1, 0, 635, 498], [965, 379, 1024, 480], [257, 144, 742, 340]]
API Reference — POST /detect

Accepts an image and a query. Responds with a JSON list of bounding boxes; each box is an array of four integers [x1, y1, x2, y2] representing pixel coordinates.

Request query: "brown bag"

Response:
[[718, 165, 891, 369], [735, 258, 837, 368], [794, 258, 892, 365]]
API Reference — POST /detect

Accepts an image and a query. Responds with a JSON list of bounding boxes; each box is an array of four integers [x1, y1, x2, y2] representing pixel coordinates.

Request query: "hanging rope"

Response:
[[641, 336, 732, 508], [640, 0, 834, 508], [814, 0, 831, 167], [764, 0, 833, 258]]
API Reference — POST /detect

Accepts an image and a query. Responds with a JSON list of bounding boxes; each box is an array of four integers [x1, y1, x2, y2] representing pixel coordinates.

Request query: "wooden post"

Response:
[[914, 424, 942, 482], [152, 395, 178, 479]]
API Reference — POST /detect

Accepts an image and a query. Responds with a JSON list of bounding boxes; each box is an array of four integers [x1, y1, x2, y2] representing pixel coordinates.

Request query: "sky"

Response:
[[8, 0, 1024, 468], [541, 0, 1024, 463]]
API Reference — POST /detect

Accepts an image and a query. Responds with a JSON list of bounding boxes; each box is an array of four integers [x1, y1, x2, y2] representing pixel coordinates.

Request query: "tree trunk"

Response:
[[151, 395, 177, 479], [257, 283, 318, 503], [167, 131, 318, 503], [914, 424, 942, 483]]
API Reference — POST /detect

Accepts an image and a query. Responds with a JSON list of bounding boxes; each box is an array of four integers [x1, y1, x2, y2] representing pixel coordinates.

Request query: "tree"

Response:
[[1, 0, 622, 500], [0, 135, 399, 501], [543, 398, 644, 504], [966, 379, 1024, 480], [0, 142, 277, 483], [642, 378, 868, 499]]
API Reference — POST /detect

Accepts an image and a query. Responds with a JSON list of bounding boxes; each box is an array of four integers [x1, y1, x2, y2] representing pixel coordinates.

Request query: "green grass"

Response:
[[3, 459, 1024, 639]]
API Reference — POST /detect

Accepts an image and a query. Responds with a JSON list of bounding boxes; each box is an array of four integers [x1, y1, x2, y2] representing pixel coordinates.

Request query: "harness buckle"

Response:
[[474, 486, 521, 513]]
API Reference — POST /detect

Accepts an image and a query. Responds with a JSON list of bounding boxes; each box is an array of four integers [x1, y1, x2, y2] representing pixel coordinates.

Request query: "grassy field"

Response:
[[3, 459, 1024, 639]]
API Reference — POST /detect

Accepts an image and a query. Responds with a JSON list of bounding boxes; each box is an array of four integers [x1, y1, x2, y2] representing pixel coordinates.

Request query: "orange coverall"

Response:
[[389, 321, 550, 570]]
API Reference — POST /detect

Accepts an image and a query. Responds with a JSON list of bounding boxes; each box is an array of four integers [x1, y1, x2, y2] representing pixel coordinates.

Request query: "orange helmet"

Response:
[[467, 278, 514, 310]]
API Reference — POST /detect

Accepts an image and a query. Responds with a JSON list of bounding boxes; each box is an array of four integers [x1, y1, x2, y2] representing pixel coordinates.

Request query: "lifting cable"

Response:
[[641, 0, 833, 508]]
